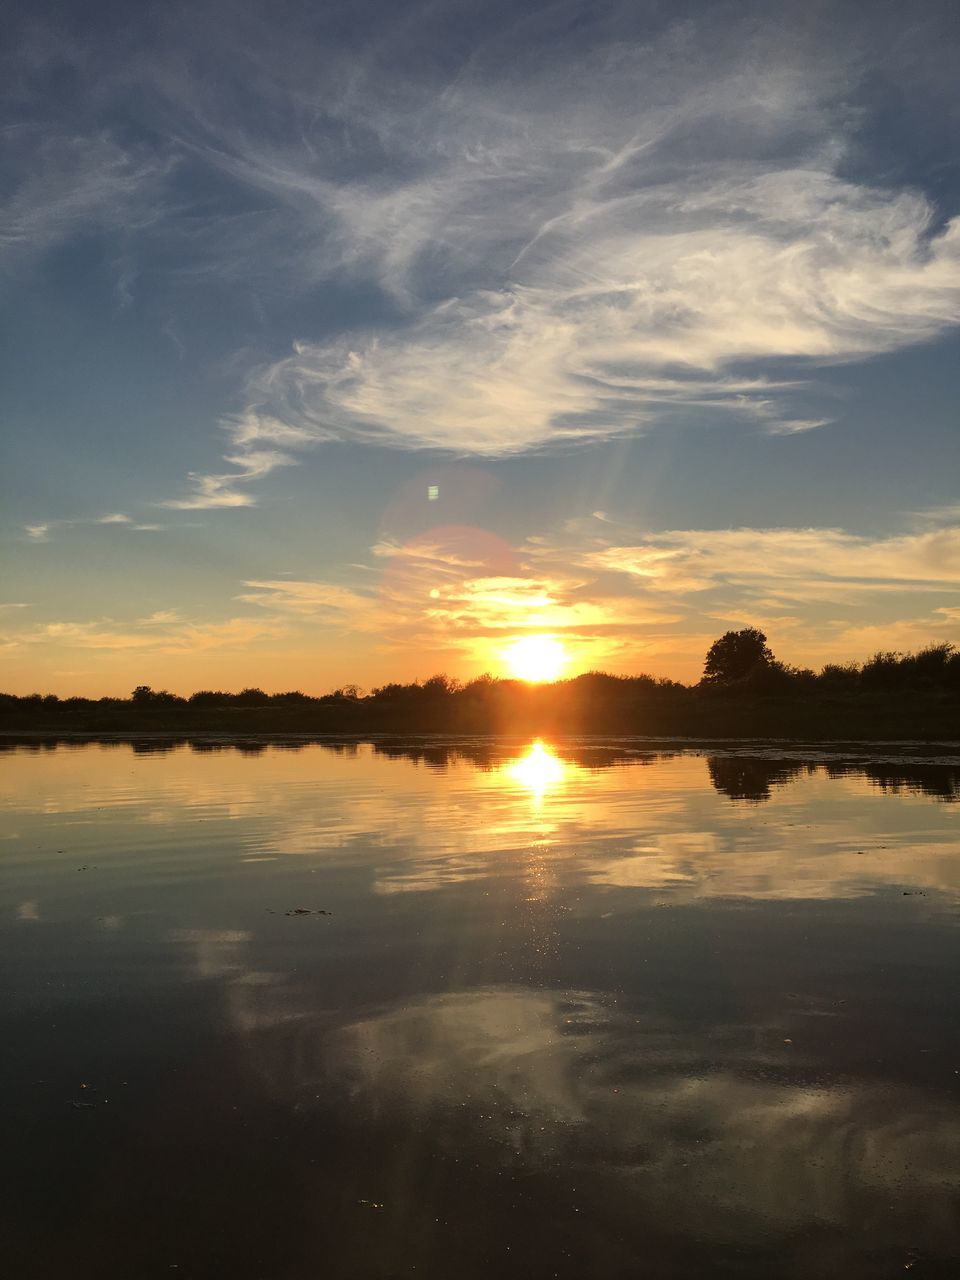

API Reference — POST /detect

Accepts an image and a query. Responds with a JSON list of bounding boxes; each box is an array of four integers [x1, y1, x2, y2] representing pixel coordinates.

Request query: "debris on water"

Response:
[[902, 890, 925, 896]]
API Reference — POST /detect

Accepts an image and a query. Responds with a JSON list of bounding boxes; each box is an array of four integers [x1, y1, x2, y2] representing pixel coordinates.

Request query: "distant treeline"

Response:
[[2, 637, 958, 740]]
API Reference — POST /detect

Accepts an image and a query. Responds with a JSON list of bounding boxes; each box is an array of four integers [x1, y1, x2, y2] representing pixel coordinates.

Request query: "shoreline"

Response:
[[3, 728, 959, 755]]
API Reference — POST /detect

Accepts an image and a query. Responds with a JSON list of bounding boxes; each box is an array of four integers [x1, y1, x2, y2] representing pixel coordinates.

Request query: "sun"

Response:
[[502, 634, 568, 683]]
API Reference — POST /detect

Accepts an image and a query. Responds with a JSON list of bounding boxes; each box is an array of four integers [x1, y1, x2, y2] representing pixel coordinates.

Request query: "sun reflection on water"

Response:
[[504, 741, 567, 804]]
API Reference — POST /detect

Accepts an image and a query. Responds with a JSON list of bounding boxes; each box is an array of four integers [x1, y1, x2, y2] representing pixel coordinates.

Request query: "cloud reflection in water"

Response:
[[231, 982, 960, 1259]]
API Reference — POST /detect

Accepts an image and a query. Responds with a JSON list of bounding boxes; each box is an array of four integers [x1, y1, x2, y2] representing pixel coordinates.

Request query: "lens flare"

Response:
[[502, 634, 567, 682]]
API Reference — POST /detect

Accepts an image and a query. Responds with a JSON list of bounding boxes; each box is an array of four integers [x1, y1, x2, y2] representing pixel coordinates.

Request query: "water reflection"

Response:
[[3, 734, 958, 801], [3, 739, 960, 903], [708, 754, 813, 802], [707, 752, 960, 804], [4, 739, 960, 1277], [322, 986, 960, 1228], [503, 739, 567, 804]]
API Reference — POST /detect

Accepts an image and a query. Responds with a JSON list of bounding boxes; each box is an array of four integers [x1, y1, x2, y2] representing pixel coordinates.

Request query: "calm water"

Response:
[[3, 738, 960, 1279]]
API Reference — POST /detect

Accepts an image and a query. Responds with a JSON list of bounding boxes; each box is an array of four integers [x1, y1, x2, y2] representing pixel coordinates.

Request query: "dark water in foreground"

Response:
[[3, 738, 960, 1279]]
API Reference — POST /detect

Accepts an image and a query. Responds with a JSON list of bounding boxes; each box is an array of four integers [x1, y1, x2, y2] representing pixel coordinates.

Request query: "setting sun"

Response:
[[502, 634, 568, 683]]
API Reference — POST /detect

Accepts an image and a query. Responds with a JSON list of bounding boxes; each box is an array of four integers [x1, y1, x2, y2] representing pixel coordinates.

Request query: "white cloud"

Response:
[[12, 8, 960, 499], [573, 526, 960, 599], [5, 614, 289, 654], [21, 513, 165, 541], [764, 417, 832, 436], [199, 28, 960, 465], [160, 450, 296, 509], [236, 579, 374, 617], [232, 177, 959, 457], [138, 610, 182, 625]]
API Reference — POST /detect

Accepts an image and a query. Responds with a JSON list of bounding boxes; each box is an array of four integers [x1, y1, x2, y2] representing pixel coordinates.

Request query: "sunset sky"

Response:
[[3, 0, 960, 695]]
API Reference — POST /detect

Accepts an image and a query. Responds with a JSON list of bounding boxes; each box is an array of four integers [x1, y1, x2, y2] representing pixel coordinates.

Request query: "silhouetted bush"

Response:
[[234, 687, 270, 706], [819, 662, 861, 688], [906, 643, 956, 687], [421, 674, 461, 697], [188, 690, 231, 707], [861, 651, 908, 690]]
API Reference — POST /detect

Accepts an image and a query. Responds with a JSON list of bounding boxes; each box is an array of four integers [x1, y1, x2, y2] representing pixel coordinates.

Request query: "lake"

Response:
[[3, 737, 960, 1278]]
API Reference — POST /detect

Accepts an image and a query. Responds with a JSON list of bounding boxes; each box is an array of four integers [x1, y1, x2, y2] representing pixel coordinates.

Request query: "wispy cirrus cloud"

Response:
[[233, 179, 958, 457], [236, 579, 374, 618], [159, 450, 296, 510], [0, 125, 172, 271], [4, 613, 289, 654], [21, 514, 165, 541], [420, 576, 679, 636], [559, 523, 960, 601], [8, 5, 960, 505], [185, 19, 960, 471]]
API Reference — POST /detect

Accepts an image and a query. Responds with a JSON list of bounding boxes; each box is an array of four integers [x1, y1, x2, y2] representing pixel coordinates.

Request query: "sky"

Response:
[[3, 0, 960, 695]]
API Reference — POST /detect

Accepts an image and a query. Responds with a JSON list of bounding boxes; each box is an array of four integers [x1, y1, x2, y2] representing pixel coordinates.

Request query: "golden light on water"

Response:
[[505, 740, 567, 803], [502, 634, 567, 682]]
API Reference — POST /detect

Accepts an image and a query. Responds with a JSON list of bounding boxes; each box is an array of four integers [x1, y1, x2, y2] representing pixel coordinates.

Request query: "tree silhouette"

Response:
[[130, 684, 184, 706], [234, 687, 270, 706], [702, 628, 775, 682]]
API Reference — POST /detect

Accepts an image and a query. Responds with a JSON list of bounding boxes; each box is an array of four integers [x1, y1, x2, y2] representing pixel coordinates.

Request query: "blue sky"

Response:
[[3, 0, 960, 692]]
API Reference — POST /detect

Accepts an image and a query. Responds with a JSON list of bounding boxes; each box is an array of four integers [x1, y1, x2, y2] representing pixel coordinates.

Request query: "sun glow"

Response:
[[502, 634, 568, 682], [505, 741, 567, 802]]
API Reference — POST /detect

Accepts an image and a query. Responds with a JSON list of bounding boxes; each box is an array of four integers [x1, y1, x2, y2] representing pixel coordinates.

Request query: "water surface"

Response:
[[3, 738, 960, 1278]]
